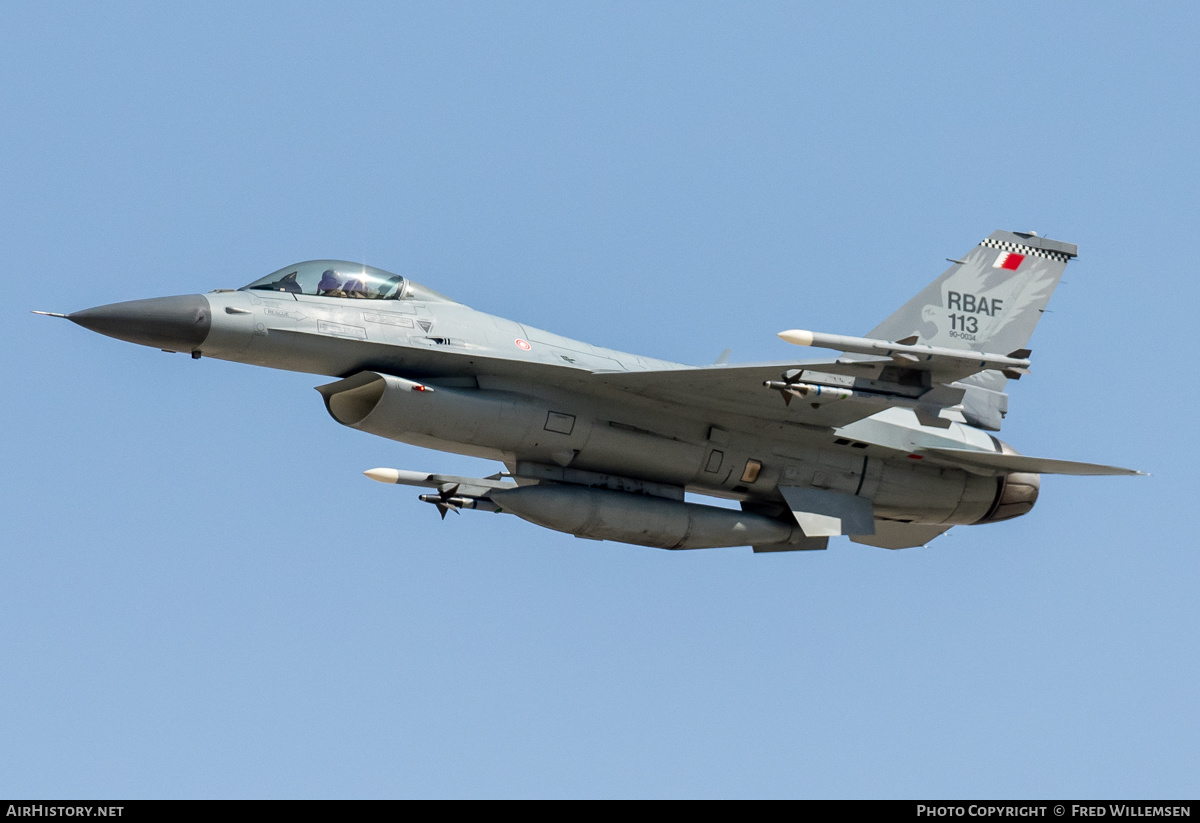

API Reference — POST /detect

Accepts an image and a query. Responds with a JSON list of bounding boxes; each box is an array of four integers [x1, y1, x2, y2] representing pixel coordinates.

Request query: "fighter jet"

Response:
[[39, 230, 1141, 552]]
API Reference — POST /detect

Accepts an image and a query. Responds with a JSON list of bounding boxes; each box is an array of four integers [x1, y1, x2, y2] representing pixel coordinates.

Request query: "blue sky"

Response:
[[2, 1, 1197, 798]]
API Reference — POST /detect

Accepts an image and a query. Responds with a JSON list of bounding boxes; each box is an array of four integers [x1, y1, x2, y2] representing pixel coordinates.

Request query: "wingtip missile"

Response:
[[364, 467, 403, 484], [363, 467, 516, 494], [777, 329, 814, 347], [365, 467, 442, 485], [776, 328, 1033, 373]]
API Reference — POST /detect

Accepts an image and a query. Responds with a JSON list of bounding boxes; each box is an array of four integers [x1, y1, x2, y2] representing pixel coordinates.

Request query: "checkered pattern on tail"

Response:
[[979, 237, 1073, 264]]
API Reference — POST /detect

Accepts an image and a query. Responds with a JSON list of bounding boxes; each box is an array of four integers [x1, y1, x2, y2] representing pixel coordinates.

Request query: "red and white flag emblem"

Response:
[[992, 252, 1025, 271]]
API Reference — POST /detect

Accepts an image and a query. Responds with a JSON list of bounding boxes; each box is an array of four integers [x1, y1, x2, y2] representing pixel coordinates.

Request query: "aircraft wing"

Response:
[[588, 361, 891, 428]]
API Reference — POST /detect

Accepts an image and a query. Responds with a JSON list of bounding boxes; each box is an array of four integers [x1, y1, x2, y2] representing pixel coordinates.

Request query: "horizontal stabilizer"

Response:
[[917, 448, 1144, 476], [850, 522, 951, 550], [779, 486, 875, 536]]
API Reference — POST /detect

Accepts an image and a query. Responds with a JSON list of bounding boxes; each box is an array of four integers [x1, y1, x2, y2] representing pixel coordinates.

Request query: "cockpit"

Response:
[[240, 260, 456, 303]]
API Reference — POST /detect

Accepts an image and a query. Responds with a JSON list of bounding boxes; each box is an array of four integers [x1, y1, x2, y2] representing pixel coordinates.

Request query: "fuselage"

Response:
[[66, 260, 1032, 531]]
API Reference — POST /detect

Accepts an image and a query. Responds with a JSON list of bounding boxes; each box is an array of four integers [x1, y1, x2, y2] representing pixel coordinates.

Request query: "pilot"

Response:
[[317, 269, 345, 297], [342, 276, 370, 298]]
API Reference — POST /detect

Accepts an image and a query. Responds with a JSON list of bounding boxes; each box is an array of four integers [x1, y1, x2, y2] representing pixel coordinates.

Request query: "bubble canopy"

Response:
[[240, 260, 455, 303]]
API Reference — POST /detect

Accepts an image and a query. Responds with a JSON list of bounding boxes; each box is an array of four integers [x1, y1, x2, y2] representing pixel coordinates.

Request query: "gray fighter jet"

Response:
[[40, 230, 1141, 552]]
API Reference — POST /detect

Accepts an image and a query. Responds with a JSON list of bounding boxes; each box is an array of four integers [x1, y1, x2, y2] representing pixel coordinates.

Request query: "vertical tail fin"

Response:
[[867, 230, 1077, 357]]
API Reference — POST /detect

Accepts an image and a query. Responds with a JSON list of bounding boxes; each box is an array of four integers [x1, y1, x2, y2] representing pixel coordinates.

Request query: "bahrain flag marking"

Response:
[[992, 252, 1025, 270]]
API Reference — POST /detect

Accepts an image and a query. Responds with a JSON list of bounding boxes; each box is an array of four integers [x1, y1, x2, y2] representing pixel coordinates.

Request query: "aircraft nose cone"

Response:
[[69, 294, 212, 352]]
